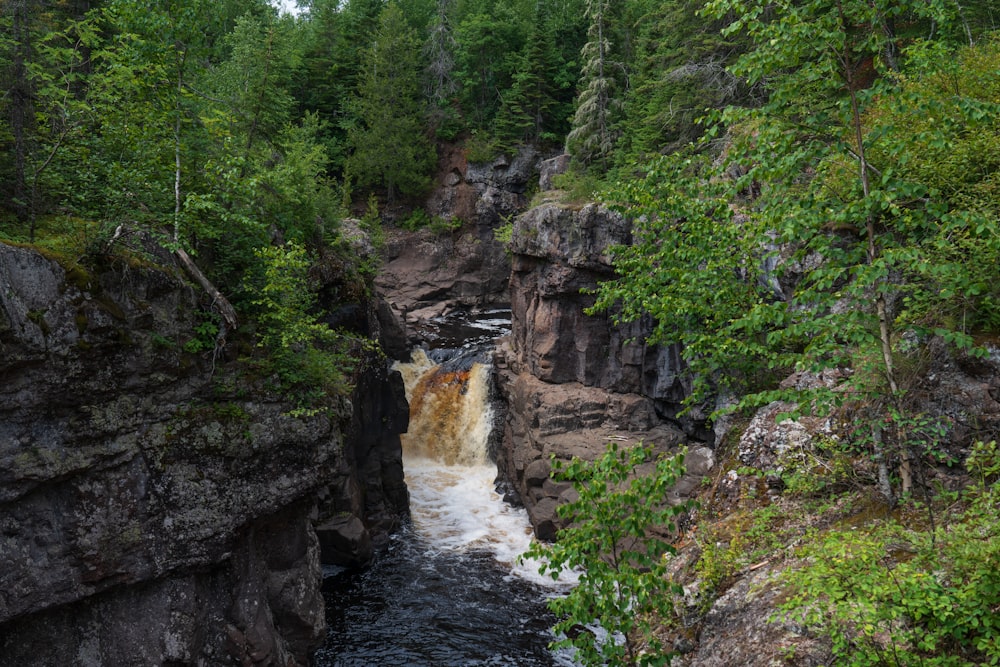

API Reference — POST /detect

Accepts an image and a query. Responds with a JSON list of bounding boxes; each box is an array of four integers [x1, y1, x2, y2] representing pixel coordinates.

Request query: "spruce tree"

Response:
[[494, 11, 557, 147], [566, 0, 623, 170], [423, 0, 458, 135], [347, 2, 434, 202]]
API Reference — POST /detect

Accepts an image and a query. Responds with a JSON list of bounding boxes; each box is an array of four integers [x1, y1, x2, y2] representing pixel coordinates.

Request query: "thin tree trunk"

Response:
[[173, 48, 187, 244], [174, 247, 238, 334], [10, 0, 31, 231], [839, 0, 910, 499], [872, 424, 896, 507], [243, 25, 275, 163]]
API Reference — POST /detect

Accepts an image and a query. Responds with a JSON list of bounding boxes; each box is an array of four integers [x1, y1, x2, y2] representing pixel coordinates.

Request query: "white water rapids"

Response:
[[394, 349, 557, 585], [316, 345, 577, 666]]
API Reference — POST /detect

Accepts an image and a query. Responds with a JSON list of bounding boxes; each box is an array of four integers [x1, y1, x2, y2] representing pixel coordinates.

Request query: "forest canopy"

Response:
[[2, 0, 999, 398]]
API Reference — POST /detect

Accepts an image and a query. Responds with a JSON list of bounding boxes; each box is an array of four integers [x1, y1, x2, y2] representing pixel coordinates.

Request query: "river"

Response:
[[315, 313, 573, 666]]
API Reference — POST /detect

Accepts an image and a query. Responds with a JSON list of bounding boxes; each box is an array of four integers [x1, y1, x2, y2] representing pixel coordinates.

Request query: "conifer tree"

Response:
[[566, 0, 623, 169], [494, 3, 560, 147], [423, 0, 458, 135], [347, 2, 433, 202]]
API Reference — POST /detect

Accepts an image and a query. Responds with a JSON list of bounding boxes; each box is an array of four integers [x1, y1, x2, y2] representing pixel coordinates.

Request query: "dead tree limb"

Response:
[[173, 247, 238, 334]]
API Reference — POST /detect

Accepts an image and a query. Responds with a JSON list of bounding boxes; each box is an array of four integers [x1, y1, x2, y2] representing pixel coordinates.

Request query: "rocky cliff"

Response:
[[0, 241, 408, 666], [494, 179, 1000, 665], [494, 198, 714, 540], [376, 146, 540, 345]]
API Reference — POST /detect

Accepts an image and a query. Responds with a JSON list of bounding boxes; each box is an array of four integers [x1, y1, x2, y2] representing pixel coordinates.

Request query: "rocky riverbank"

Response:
[[0, 241, 408, 666]]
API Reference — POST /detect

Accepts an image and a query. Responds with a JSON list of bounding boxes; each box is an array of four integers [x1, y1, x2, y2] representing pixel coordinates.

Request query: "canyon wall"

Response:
[[376, 147, 538, 345], [494, 197, 714, 540], [0, 242, 407, 666]]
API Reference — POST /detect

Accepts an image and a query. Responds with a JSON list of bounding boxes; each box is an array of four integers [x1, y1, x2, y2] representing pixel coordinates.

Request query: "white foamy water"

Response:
[[393, 350, 575, 588]]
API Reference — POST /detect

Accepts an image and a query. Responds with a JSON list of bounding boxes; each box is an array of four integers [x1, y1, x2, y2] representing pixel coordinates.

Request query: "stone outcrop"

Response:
[[377, 146, 541, 346], [0, 242, 407, 665], [495, 201, 711, 539], [660, 342, 1000, 666], [667, 554, 833, 667]]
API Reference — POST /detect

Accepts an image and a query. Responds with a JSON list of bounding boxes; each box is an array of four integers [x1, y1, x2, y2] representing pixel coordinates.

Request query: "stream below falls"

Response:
[[315, 313, 573, 666]]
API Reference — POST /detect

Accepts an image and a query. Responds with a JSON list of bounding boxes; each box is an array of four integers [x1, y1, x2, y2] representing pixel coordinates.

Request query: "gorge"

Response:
[[0, 146, 704, 665], [3, 2, 999, 665], [5, 142, 1000, 666]]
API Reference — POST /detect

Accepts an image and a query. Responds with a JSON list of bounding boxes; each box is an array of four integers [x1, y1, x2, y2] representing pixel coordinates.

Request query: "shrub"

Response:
[[249, 241, 368, 405], [523, 442, 692, 666], [777, 440, 1000, 666]]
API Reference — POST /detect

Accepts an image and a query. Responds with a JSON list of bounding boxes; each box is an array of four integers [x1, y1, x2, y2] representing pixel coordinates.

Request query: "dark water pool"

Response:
[[315, 528, 560, 667]]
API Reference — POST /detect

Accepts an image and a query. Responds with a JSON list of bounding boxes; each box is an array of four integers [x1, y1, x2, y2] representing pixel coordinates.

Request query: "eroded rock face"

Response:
[[495, 202, 708, 539], [0, 243, 407, 665], [669, 558, 832, 667], [377, 146, 541, 346]]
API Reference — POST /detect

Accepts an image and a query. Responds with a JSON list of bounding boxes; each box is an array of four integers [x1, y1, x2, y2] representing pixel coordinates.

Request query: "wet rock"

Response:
[[494, 363, 695, 540], [316, 515, 373, 567], [528, 497, 561, 542], [380, 147, 540, 346]]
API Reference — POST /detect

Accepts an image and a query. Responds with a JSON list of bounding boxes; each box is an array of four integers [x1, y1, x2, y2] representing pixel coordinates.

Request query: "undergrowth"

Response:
[[683, 439, 1000, 666]]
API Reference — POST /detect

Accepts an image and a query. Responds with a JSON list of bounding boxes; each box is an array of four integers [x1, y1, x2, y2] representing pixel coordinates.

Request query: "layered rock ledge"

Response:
[[0, 243, 407, 666], [495, 201, 713, 539]]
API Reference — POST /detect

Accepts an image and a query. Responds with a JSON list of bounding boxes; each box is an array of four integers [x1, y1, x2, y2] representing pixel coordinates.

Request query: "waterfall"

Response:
[[393, 349, 550, 580], [395, 349, 492, 466], [317, 343, 574, 666]]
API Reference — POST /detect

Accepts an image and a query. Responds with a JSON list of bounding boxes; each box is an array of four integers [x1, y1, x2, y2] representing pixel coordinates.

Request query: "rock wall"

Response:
[[495, 201, 713, 540], [0, 242, 408, 666], [377, 146, 540, 345]]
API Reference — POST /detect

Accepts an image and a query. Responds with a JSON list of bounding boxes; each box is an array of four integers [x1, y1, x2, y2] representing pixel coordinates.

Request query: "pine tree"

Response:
[[423, 0, 458, 135], [347, 2, 434, 202], [494, 4, 557, 147], [618, 0, 747, 161]]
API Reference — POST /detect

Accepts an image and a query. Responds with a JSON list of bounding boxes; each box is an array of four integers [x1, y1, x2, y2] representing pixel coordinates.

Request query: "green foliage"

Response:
[[772, 435, 861, 497], [358, 192, 384, 248], [249, 241, 366, 403], [566, 0, 625, 170], [492, 0, 583, 148], [209, 11, 301, 154], [453, 5, 524, 131], [967, 440, 1000, 487], [398, 208, 461, 234], [779, 454, 1000, 666], [464, 130, 500, 163], [595, 2, 1000, 504], [492, 216, 513, 245], [592, 151, 772, 408], [617, 0, 749, 162], [548, 168, 606, 206], [183, 310, 220, 354], [695, 503, 788, 602], [347, 2, 435, 202], [524, 442, 692, 666]]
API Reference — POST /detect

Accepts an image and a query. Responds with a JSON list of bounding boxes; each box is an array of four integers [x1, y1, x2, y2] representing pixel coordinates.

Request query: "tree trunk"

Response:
[[840, 0, 910, 499], [10, 0, 31, 229], [173, 247, 238, 335], [173, 47, 187, 244]]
